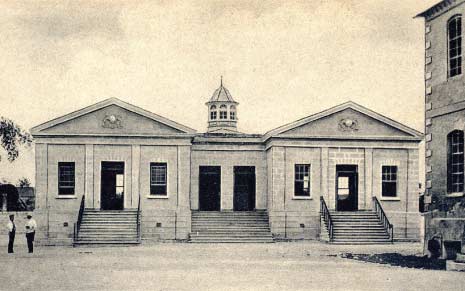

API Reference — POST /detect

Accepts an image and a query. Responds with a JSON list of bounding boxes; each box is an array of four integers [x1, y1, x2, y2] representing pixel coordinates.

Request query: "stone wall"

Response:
[[190, 147, 267, 211], [34, 140, 193, 245], [422, 1, 465, 255], [268, 144, 421, 241]]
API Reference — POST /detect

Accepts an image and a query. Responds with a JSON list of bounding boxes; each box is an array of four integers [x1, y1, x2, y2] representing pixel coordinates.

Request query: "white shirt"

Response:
[[7, 221, 15, 233], [25, 218, 36, 234]]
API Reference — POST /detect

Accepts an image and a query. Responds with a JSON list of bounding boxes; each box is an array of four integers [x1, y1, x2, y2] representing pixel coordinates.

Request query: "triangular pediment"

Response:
[[264, 102, 422, 141], [31, 98, 196, 136]]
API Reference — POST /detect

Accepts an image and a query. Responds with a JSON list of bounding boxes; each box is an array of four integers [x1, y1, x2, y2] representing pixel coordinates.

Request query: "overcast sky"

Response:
[[0, 0, 437, 184]]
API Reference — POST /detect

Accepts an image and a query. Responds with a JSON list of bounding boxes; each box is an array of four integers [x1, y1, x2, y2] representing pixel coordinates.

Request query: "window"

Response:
[[382, 166, 397, 197], [448, 15, 462, 77], [219, 105, 227, 119], [294, 164, 310, 196], [210, 105, 217, 120], [58, 162, 75, 195], [337, 176, 350, 197], [150, 163, 167, 195], [448, 130, 464, 193], [230, 105, 236, 120], [116, 174, 124, 197]]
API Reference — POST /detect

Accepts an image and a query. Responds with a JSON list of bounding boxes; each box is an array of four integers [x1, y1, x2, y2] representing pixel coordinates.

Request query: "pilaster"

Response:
[[85, 144, 94, 208], [131, 145, 141, 208]]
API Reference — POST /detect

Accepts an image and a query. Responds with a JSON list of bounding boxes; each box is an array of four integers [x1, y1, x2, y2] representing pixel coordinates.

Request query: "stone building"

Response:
[[417, 0, 465, 263], [31, 82, 422, 245]]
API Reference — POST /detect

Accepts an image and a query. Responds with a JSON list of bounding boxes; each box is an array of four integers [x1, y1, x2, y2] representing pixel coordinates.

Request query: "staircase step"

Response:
[[333, 233, 389, 239], [330, 241, 392, 245], [326, 224, 385, 227], [192, 228, 270, 234], [74, 240, 140, 245], [192, 229, 271, 233], [190, 211, 273, 243], [321, 210, 392, 245], [75, 209, 140, 246], [330, 238, 392, 243], [190, 238, 274, 243], [333, 230, 389, 234], [79, 231, 138, 235], [191, 233, 273, 237]]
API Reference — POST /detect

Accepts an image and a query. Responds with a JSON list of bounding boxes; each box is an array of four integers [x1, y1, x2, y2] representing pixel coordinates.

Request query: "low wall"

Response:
[[386, 211, 421, 242], [423, 210, 465, 257], [269, 211, 320, 240], [141, 208, 191, 242]]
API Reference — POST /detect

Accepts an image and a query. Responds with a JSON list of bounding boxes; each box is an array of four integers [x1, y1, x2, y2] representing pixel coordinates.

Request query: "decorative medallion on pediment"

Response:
[[338, 118, 359, 132], [102, 114, 123, 129]]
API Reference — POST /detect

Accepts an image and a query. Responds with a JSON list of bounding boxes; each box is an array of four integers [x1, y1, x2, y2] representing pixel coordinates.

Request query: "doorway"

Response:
[[336, 165, 358, 211], [101, 162, 125, 210], [233, 166, 256, 211], [199, 166, 221, 211]]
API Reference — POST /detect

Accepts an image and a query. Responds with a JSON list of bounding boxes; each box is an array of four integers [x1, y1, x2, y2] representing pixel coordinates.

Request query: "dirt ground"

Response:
[[1, 242, 464, 291]]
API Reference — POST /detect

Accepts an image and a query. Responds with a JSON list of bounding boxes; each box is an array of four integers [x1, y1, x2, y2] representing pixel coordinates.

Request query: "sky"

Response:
[[0, 0, 438, 185]]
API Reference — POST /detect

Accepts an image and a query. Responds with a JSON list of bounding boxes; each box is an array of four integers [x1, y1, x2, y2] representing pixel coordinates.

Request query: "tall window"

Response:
[[382, 166, 398, 197], [58, 162, 75, 195], [150, 163, 167, 195], [219, 105, 227, 119], [294, 164, 310, 197], [230, 105, 236, 120], [210, 105, 217, 120], [448, 15, 462, 77], [448, 130, 464, 193]]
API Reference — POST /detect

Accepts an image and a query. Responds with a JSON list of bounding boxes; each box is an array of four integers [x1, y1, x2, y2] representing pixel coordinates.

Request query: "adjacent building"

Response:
[[31, 83, 422, 245], [417, 0, 465, 258]]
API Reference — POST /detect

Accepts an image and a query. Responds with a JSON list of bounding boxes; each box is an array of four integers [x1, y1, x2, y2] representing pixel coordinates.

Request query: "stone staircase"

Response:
[[189, 210, 274, 243], [74, 209, 140, 246], [321, 211, 392, 244]]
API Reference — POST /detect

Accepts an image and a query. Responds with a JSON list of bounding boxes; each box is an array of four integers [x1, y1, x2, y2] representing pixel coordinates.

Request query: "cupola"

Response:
[[206, 78, 239, 133]]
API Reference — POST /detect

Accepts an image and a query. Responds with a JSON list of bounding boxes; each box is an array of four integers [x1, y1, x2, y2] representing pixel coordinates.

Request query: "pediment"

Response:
[[264, 102, 422, 141], [31, 98, 196, 136]]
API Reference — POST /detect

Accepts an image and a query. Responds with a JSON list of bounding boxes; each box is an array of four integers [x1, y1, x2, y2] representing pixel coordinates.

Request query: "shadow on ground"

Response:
[[337, 253, 446, 270]]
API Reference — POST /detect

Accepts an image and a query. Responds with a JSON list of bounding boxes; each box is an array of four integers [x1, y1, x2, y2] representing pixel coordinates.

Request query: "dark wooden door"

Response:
[[199, 166, 221, 211], [101, 162, 125, 210], [233, 166, 256, 211], [336, 165, 358, 211]]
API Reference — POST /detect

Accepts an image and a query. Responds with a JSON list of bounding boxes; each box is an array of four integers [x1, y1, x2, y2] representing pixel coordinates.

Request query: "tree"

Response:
[[0, 117, 32, 162], [17, 177, 31, 188]]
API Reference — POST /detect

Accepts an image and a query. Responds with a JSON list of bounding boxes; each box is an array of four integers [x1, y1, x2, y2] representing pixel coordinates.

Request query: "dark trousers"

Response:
[[26, 232, 34, 253], [8, 232, 15, 253]]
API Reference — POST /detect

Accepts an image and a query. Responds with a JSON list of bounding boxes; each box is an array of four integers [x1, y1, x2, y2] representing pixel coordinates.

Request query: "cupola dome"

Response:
[[206, 78, 239, 133]]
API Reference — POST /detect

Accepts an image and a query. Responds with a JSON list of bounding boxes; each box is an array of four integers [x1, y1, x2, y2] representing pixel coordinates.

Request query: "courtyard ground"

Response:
[[1, 242, 464, 291]]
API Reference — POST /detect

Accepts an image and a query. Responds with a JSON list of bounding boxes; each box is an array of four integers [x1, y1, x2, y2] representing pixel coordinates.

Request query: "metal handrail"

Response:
[[320, 197, 334, 242], [74, 195, 85, 242], [136, 194, 141, 242], [17, 197, 28, 211], [372, 196, 394, 243]]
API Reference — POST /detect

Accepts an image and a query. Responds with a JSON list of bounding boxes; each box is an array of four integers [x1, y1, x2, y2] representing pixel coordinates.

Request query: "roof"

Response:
[[415, 0, 464, 19], [262, 101, 423, 141], [207, 82, 237, 104], [31, 97, 197, 136], [193, 132, 263, 145]]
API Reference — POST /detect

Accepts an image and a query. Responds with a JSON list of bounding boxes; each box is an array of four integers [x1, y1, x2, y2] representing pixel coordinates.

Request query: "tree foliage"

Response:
[[0, 117, 32, 162], [17, 177, 31, 187]]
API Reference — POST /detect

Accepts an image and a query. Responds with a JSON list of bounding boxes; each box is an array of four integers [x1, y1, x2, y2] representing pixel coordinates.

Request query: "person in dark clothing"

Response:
[[25, 214, 36, 253], [7, 214, 15, 253]]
